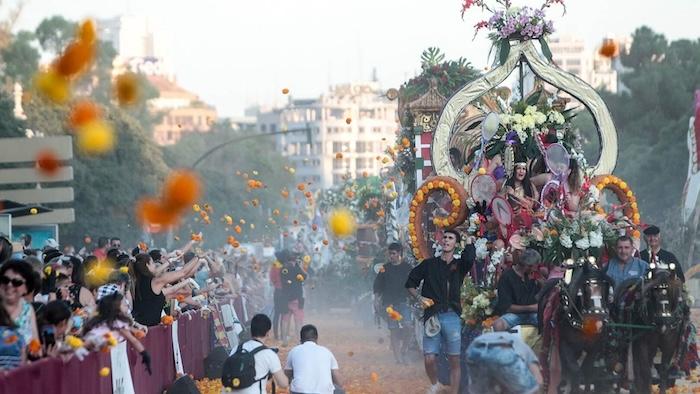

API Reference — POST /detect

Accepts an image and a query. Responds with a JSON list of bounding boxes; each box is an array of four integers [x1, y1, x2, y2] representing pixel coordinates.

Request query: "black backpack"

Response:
[[221, 340, 268, 391]]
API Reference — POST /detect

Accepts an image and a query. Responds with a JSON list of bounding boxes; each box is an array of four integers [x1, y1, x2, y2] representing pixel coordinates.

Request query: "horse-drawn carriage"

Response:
[[384, 4, 698, 392]]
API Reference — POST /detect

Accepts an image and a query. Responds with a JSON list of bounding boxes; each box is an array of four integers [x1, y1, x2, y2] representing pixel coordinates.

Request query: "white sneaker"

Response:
[[426, 384, 440, 394]]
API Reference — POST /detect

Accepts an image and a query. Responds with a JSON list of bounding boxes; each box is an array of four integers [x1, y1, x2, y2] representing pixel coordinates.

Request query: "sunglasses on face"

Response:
[[0, 276, 25, 287]]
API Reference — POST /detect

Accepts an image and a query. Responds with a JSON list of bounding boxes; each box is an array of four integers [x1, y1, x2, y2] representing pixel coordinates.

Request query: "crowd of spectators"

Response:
[[0, 234, 275, 373]]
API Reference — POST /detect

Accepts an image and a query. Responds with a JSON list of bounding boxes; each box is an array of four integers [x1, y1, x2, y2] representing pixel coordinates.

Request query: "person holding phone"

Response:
[[36, 300, 71, 359]]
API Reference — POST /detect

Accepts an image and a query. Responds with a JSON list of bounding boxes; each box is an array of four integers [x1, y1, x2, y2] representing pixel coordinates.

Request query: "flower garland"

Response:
[[590, 174, 642, 238], [408, 176, 469, 259]]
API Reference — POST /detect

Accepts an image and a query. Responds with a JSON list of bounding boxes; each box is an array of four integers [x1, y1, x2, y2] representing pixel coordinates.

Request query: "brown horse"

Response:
[[539, 259, 615, 393], [625, 269, 688, 394]]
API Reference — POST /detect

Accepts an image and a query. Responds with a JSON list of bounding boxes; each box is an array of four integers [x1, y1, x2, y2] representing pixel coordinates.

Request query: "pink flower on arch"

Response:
[[461, 0, 477, 18]]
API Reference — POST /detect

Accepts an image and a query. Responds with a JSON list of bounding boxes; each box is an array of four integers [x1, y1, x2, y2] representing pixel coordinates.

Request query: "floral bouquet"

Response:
[[523, 207, 617, 264], [466, 92, 583, 173], [461, 275, 497, 328], [462, 0, 565, 64]]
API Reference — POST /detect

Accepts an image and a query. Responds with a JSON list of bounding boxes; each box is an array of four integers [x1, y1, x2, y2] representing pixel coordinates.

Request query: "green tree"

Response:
[[0, 89, 26, 138], [0, 30, 39, 86], [163, 123, 294, 247], [601, 27, 700, 254], [22, 98, 170, 245], [34, 16, 74, 55]]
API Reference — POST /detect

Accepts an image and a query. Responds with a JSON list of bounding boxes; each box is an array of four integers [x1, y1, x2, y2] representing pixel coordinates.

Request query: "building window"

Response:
[[355, 158, 367, 169], [270, 124, 277, 132], [356, 141, 365, 153], [333, 160, 343, 170], [333, 142, 343, 153], [359, 127, 365, 133], [260, 124, 267, 132]]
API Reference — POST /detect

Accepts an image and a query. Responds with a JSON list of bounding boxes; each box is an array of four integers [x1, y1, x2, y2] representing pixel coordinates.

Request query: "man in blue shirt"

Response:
[[605, 235, 649, 287]]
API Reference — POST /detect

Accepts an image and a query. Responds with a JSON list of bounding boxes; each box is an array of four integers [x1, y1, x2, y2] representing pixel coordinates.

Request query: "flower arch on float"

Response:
[[408, 176, 469, 259], [590, 174, 642, 238]]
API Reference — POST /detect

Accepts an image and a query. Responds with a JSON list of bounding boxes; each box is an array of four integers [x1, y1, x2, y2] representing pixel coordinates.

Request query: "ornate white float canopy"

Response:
[[432, 40, 618, 189]]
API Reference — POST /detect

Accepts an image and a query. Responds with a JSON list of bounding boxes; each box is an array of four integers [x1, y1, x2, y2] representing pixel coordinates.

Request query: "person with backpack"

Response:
[[222, 314, 289, 393]]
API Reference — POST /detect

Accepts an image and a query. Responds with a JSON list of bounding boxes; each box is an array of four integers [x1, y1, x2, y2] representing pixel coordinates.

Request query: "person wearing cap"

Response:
[[43, 238, 59, 253], [492, 248, 542, 332], [405, 229, 475, 394], [640, 225, 685, 282]]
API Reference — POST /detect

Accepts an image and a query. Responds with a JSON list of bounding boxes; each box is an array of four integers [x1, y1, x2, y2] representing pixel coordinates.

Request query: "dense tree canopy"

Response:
[[602, 26, 700, 253]]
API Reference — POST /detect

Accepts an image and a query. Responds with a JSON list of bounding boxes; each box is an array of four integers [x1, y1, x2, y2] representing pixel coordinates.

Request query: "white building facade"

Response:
[[257, 82, 398, 189], [549, 35, 619, 93]]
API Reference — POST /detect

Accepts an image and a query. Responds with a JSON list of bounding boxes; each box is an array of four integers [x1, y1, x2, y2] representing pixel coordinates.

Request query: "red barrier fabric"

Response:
[[0, 310, 213, 394]]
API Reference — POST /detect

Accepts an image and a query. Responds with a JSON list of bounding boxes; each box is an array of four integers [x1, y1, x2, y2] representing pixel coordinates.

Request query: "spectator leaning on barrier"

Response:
[[0, 260, 39, 345], [131, 252, 200, 326], [284, 324, 343, 394], [0, 292, 25, 371], [83, 293, 152, 374]]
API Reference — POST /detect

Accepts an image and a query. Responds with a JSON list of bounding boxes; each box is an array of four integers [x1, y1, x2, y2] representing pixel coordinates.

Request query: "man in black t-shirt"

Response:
[[493, 248, 542, 332], [640, 225, 685, 282], [374, 242, 413, 364], [280, 252, 306, 347], [405, 229, 475, 394]]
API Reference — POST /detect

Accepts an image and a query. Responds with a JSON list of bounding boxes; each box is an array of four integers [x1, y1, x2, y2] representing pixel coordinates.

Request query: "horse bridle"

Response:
[[643, 266, 686, 331], [559, 257, 611, 330]]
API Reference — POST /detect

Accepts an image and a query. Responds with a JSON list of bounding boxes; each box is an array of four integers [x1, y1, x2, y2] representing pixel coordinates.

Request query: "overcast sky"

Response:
[[7, 0, 700, 116]]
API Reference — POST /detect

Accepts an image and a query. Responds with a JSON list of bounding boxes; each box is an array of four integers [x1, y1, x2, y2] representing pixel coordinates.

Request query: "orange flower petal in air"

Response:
[[370, 372, 379, 382], [55, 40, 95, 78], [136, 198, 178, 228], [162, 170, 202, 210], [297, 183, 305, 191], [34, 69, 70, 104], [69, 100, 101, 128], [77, 19, 97, 44], [282, 88, 290, 95], [77, 119, 115, 154], [114, 72, 140, 106], [36, 150, 61, 176]]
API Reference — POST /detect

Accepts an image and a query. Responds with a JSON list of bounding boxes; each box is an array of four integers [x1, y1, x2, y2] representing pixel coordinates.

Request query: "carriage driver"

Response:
[[640, 225, 685, 282], [604, 235, 649, 287], [492, 249, 542, 332]]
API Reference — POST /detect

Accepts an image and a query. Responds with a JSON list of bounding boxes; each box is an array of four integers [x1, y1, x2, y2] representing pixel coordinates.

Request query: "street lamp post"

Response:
[[190, 124, 312, 169]]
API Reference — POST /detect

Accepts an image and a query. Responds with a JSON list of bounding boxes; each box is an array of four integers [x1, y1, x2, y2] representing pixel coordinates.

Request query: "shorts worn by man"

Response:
[[405, 229, 475, 394], [466, 332, 542, 394], [284, 324, 343, 394]]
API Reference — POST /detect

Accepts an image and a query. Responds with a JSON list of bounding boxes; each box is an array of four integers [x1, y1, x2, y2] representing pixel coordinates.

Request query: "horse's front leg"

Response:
[[560, 335, 583, 393], [632, 334, 654, 394], [658, 328, 682, 394]]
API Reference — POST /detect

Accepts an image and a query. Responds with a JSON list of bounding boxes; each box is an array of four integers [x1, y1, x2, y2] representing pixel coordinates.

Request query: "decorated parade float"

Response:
[[380, 0, 699, 392]]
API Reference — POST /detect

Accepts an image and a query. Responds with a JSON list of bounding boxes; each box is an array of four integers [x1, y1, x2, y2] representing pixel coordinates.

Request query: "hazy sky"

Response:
[[8, 0, 700, 116]]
